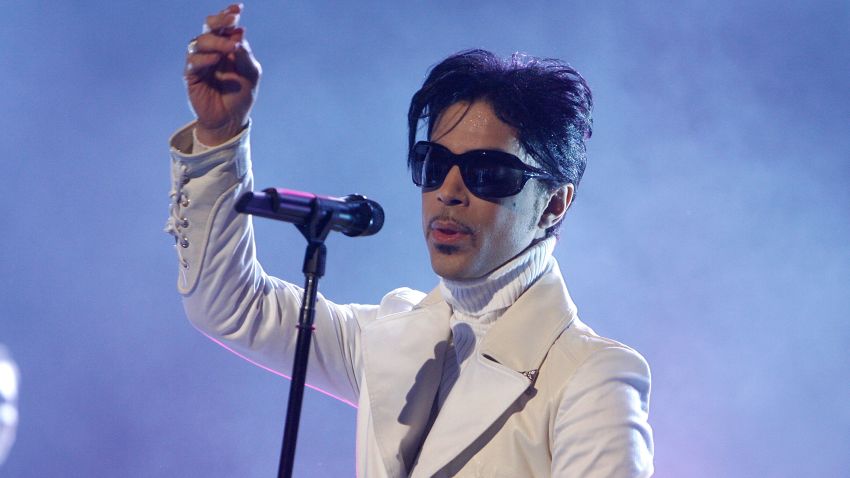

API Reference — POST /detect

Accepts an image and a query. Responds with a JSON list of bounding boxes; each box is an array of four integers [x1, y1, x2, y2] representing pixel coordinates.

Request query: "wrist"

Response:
[[194, 120, 247, 146]]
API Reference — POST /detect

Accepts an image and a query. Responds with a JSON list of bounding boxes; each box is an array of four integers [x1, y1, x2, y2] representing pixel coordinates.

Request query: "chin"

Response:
[[430, 254, 484, 280], [433, 266, 468, 281], [430, 252, 469, 280]]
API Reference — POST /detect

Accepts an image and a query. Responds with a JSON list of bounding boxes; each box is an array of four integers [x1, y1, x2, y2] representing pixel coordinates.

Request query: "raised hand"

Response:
[[184, 4, 261, 146]]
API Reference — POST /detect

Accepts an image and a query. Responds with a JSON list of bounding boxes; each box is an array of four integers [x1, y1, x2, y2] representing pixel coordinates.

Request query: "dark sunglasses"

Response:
[[410, 141, 555, 198]]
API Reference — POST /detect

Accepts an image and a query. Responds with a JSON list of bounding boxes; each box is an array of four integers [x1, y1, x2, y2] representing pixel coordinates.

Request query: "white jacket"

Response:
[[166, 123, 654, 477]]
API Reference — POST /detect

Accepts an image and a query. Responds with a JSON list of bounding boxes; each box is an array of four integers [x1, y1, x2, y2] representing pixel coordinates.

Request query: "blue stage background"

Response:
[[1, 1, 847, 476]]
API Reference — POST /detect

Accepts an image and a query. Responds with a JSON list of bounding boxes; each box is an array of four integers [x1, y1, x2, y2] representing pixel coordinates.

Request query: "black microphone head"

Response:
[[342, 194, 384, 237], [234, 191, 255, 213]]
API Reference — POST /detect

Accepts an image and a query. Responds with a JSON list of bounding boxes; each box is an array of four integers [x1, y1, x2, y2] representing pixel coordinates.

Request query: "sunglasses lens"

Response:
[[462, 155, 525, 198], [411, 142, 536, 198], [412, 143, 450, 188]]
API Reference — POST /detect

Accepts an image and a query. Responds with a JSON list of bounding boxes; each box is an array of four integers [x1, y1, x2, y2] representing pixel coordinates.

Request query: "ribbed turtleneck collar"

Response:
[[439, 236, 556, 318]]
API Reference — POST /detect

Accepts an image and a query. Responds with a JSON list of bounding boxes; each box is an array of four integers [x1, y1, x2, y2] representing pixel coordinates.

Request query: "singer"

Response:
[[165, 4, 653, 477]]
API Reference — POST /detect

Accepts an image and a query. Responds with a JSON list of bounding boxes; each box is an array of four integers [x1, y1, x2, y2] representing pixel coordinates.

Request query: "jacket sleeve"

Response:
[[550, 346, 654, 477], [164, 121, 379, 405]]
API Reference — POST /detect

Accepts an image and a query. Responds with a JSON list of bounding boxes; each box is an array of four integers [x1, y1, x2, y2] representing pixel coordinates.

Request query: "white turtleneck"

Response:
[[435, 236, 556, 408]]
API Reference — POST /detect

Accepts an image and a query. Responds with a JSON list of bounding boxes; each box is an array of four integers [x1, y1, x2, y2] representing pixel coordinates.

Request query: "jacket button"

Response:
[[180, 237, 190, 248]]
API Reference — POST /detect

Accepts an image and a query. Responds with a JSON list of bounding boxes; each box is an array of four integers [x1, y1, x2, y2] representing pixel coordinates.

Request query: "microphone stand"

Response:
[[276, 197, 332, 478], [237, 187, 381, 477]]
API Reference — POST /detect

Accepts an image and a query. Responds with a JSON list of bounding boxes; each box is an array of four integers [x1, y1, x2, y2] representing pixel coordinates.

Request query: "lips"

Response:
[[429, 218, 473, 245]]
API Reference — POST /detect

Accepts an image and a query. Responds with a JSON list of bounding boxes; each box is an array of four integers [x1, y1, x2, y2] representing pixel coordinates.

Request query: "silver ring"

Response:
[[187, 39, 199, 55]]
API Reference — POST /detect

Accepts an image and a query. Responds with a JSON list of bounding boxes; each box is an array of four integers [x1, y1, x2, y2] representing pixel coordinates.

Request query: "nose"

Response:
[[436, 166, 469, 206]]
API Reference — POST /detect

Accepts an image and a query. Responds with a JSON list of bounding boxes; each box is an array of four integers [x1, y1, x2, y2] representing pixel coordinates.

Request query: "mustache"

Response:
[[428, 214, 474, 234]]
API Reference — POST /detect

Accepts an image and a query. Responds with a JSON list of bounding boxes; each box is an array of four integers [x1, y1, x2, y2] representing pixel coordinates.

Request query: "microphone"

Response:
[[235, 188, 384, 237]]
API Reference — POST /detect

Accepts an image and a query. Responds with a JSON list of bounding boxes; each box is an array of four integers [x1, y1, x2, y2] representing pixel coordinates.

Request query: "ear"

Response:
[[538, 183, 574, 230]]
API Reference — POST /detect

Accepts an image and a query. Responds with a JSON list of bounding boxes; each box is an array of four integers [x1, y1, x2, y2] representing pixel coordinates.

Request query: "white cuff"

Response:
[[192, 127, 215, 154]]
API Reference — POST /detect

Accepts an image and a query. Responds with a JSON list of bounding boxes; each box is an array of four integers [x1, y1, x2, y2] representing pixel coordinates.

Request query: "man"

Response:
[[166, 4, 653, 477]]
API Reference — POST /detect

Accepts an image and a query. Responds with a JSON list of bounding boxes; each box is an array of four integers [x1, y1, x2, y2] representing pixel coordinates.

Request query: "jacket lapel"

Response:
[[361, 287, 452, 476], [481, 262, 577, 374], [410, 351, 530, 478], [411, 262, 577, 477]]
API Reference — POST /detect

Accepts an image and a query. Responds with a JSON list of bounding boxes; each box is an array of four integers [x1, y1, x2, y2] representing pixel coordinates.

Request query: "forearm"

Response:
[[165, 122, 370, 403]]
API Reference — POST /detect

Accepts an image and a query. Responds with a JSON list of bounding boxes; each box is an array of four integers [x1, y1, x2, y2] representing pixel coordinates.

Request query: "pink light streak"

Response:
[[202, 332, 359, 409]]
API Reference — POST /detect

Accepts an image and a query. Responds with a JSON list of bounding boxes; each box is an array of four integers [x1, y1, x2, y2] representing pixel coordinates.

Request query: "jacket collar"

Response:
[[411, 261, 576, 477], [361, 261, 577, 477], [360, 286, 451, 476], [480, 260, 577, 373]]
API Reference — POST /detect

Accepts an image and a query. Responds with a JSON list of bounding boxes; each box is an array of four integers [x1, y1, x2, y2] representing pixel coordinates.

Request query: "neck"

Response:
[[440, 236, 556, 318]]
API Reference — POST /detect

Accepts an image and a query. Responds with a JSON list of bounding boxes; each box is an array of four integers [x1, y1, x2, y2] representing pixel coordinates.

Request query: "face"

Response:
[[421, 100, 564, 280]]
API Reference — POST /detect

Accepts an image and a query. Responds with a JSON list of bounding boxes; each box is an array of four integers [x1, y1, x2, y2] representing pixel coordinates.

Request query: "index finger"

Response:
[[204, 4, 243, 35]]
